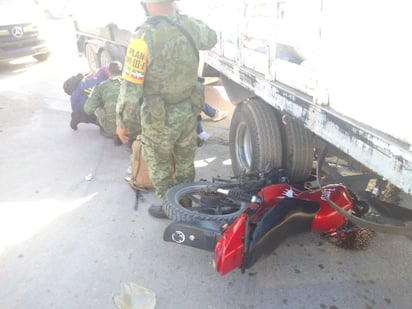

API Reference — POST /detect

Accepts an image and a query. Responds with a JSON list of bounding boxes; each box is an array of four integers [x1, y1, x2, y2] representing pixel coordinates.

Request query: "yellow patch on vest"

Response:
[[122, 38, 148, 84]]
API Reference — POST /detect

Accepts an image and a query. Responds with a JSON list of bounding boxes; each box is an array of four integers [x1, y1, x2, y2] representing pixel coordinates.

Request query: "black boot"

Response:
[[148, 204, 168, 219], [70, 112, 81, 130]]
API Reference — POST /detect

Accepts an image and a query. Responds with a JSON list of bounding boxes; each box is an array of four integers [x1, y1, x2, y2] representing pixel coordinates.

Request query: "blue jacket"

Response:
[[70, 67, 110, 113]]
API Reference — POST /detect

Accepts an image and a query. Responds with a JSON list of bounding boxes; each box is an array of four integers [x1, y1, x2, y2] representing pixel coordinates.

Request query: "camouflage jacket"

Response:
[[116, 12, 217, 129], [85, 76, 123, 133]]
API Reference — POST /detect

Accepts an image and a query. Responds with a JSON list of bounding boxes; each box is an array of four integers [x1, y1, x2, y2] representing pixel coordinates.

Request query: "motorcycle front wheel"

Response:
[[163, 181, 248, 224]]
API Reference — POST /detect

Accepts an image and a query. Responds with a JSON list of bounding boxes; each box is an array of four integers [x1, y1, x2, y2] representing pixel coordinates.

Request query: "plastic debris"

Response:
[[114, 281, 156, 309]]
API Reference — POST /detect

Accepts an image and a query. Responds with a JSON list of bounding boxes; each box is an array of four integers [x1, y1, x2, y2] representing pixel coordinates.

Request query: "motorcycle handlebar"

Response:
[[216, 188, 261, 204]]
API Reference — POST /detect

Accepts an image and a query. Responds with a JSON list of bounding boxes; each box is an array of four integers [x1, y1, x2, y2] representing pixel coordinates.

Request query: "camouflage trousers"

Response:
[[127, 122, 142, 142], [95, 107, 116, 136], [141, 100, 197, 198], [95, 107, 141, 140]]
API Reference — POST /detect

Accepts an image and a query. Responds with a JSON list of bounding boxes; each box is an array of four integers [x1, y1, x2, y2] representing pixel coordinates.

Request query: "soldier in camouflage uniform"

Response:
[[85, 61, 141, 138], [116, 0, 217, 218]]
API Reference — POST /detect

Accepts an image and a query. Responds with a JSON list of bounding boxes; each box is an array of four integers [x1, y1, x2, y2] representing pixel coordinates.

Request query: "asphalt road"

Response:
[[0, 18, 411, 309]]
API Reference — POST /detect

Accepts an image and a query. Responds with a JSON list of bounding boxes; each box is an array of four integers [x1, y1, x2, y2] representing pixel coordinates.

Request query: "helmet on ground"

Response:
[[141, 0, 173, 3]]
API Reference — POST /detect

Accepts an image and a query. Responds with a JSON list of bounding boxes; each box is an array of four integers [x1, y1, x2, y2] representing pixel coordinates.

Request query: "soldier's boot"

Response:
[[148, 196, 168, 219], [148, 205, 168, 219]]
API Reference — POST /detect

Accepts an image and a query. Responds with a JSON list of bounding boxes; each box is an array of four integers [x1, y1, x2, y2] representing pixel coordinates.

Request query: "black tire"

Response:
[[163, 182, 248, 224], [281, 114, 314, 183], [85, 44, 100, 71], [100, 49, 114, 68], [229, 98, 283, 176]]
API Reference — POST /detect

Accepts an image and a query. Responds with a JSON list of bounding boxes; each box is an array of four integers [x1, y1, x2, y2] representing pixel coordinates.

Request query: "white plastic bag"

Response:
[[114, 281, 156, 309]]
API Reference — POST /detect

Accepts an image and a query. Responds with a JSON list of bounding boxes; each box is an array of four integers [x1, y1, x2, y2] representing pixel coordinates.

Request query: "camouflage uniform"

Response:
[[117, 12, 217, 197], [116, 80, 142, 141], [85, 76, 127, 136]]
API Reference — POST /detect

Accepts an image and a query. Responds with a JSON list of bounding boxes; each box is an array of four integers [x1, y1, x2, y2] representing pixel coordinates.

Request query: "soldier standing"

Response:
[[116, 0, 217, 218]]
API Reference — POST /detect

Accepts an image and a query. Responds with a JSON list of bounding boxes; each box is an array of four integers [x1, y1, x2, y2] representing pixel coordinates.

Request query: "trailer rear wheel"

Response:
[[85, 44, 100, 71], [229, 98, 283, 175], [100, 49, 114, 68], [281, 115, 314, 183]]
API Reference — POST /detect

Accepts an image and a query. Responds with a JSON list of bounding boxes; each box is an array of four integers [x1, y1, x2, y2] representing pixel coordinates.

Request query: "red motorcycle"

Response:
[[162, 169, 409, 276]]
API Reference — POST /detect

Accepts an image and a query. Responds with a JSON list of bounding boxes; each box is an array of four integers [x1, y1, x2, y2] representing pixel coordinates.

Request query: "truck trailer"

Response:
[[73, 0, 412, 209]]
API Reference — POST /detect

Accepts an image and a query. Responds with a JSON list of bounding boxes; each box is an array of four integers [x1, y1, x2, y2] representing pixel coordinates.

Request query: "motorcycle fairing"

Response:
[[251, 184, 301, 222], [214, 197, 320, 275], [298, 184, 353, 231], [163, 220, 221, 251], [214, 214, 248, 276], [244, 198, 320, 270]]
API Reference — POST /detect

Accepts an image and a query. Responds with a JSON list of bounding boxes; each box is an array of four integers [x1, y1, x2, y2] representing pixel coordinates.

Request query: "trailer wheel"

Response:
[[85, 44, 100, 71], [100, 50, 114, 68], [281, 115, 314, 183], [229, 98, 283, 175]]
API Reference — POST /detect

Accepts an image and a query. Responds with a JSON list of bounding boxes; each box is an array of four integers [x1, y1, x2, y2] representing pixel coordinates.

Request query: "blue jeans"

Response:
[[197, 103, 216, 134]]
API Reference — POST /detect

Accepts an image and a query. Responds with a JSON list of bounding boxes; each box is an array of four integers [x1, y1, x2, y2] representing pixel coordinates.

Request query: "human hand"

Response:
[[116, 127, 130, 144]]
